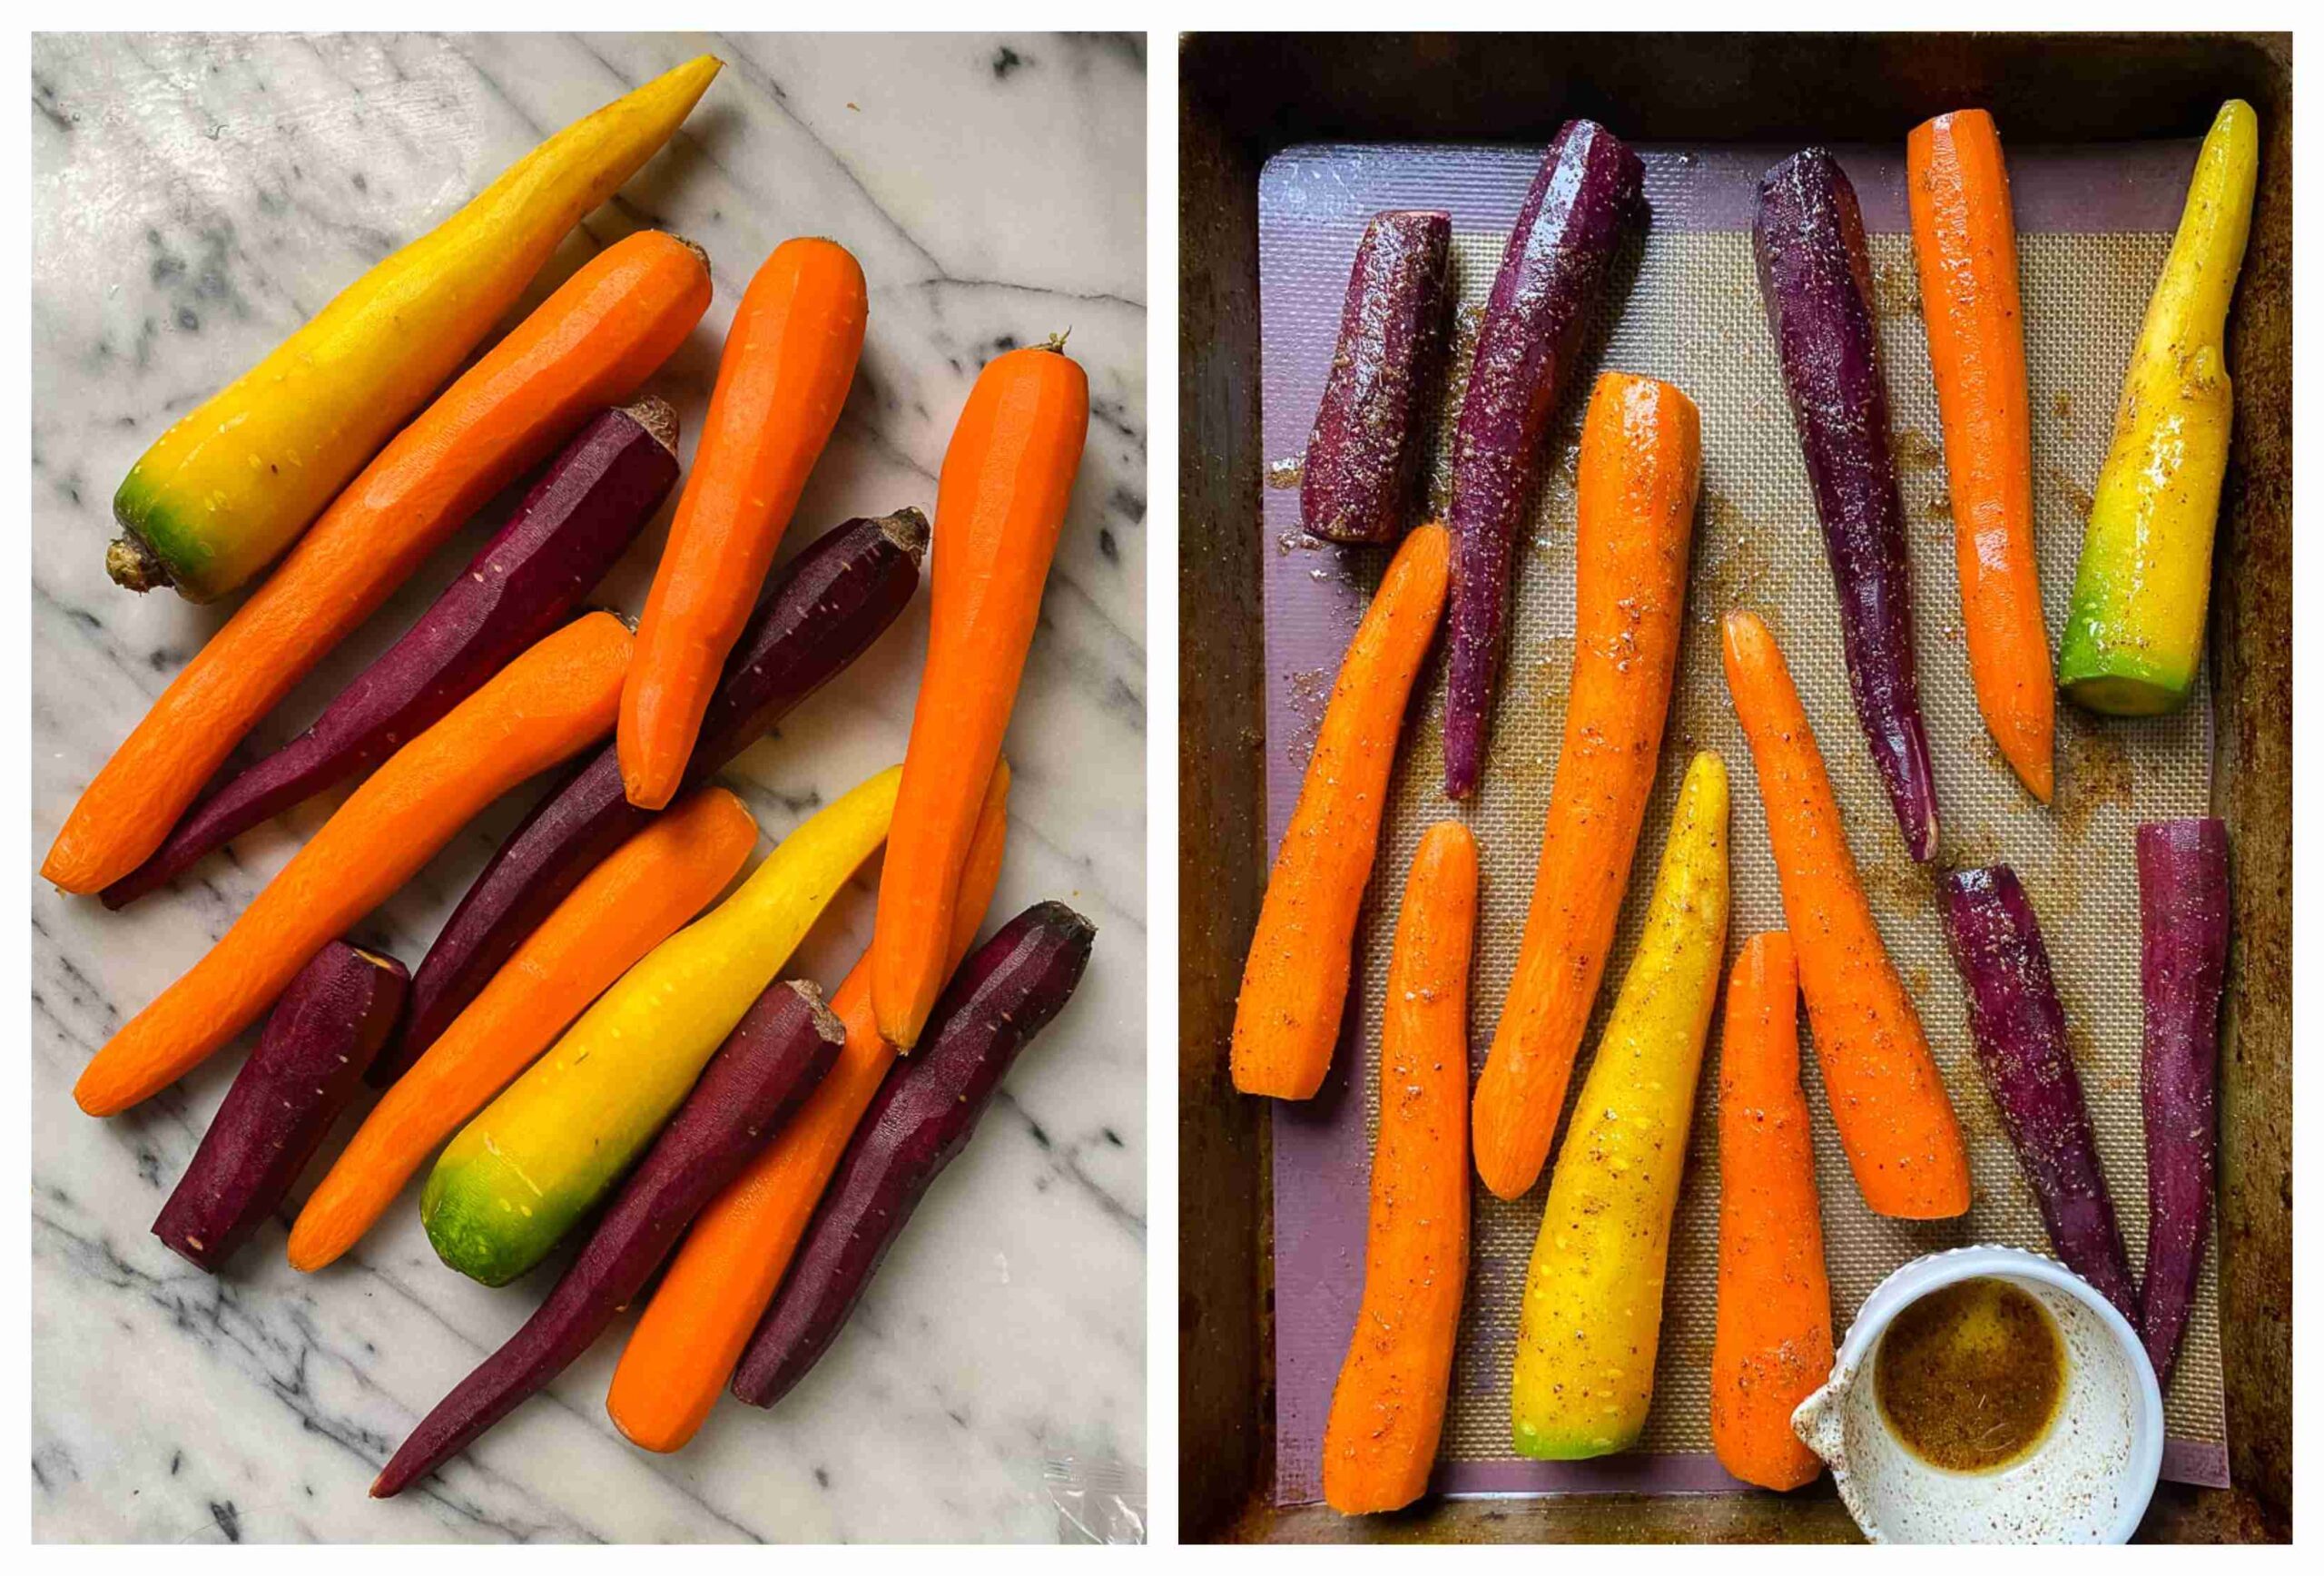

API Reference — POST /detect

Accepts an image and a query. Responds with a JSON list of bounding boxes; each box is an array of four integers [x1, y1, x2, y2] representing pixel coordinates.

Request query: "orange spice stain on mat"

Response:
[[1532, 438, 1584, 540], [1267, 455, 1306, 489], [1892, 427, 1944, 473], [1870, 257, 1924, 320], [2065, 1018, 2100, 1073], [1856, 844, 1935, 922], [1423, 305, 1489, 519], [2057, 714, 2135, 842], [1693, 496, 1777, 630], [1949, 820, 2004, 872], [2045, 458, 2097, 520]]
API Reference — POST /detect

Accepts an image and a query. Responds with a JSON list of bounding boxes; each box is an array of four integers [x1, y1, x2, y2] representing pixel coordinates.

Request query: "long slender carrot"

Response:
[[73, 614, 634, 1118], [1720, 611, 1970, 1218], [1232, 522, 1452, 1100], [1907, 109, 2053, 803], [44, 231, 709, 895], [871, 340, 1087, 1049], [619, 237, 869, 810], [1322, 821, 1476, 1515], [285, 785, 758, 1273], [1709, 932, 1833, 1492], [605, 760, 1011, 1453], [1472, 371, 1701, 1200]]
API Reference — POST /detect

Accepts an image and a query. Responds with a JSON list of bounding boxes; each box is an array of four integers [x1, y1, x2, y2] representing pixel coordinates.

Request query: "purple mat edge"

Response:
[[1274, 1441, 2230, 1506], [1256, 134, 2230, 1508]]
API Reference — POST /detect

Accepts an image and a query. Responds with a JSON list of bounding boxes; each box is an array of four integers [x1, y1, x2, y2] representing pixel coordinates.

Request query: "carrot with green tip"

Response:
[[45, 231, 709, 896], [108, 55, 721, 603], [287, 786, 758, 1273], [2059, 100, 2260, 714]]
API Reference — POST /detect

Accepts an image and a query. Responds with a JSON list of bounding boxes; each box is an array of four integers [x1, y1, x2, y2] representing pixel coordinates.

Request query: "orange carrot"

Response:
[[1720, 611, 1970, 1218], [871, 340, 1087, 1049], [73, 615, 634, 1118], [1709, 932, 1833, 1492], [619, 238, 868, 810], [1907, 109, 2053, 803], [606, 759, 1012, 1452], [44, 232, 709, 895], [1472, 371, 1700, 1199], [1322, 821, 1476, 1515], [285, 785, 758, 1272], [1232, 522, 1452, 1100]]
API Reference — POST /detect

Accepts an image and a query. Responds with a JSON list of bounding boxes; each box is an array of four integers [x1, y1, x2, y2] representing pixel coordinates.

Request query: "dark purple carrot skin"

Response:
[[378, 507, 930, 1083], [1754, 150, 1941, 861], [372, 980, 843, 1499], [2136, 818, 2230, 1384], [731, 901, 1098, 1408], [103, 401, 681, 911], [153, 942, 407, 1274], [1301, 211, 1453, 546], [1443, 120, 1643, 800], [1939, 866, 2139, 1321]]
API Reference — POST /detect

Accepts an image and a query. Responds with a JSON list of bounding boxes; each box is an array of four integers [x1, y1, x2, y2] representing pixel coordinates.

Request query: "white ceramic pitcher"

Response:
[[1791, 1245, 2164, 1543]]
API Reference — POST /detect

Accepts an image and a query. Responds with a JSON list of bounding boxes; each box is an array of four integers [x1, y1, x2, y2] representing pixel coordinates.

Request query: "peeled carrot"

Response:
[[1232, 522, 1452, 1100], [1709, 932, 1832, 1492], [1472, 371, 1700, 1200], [871, 340, 1087, 1049], [619, 238, 868, 810], [1322, 822, 1476, 1515], [44, 231, 709, 895], [606, 760, 1011, 1453], [285, 785, 758, 1272], [1907, 109, 2053, 803], [73, 615, 634, 1118], [1720, 611, 1969, 1219]]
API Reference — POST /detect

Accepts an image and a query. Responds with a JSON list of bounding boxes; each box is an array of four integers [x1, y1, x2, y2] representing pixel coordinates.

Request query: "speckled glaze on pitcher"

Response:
[[1793, 1245, 2163, 1543]]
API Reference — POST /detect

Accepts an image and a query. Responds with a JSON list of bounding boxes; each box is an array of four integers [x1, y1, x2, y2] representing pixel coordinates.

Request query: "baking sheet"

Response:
[[1256, 139, 2228, 1503]]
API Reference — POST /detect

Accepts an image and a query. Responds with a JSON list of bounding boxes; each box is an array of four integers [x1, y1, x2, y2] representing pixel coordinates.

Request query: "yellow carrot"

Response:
[[1512, 752, 1729, 1460], [422, 764, 901, 1287], [110, 56, 721, 602]]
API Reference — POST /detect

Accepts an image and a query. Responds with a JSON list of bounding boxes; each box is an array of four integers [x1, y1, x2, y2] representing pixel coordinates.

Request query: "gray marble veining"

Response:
[[31, 31, 1146, 1544]]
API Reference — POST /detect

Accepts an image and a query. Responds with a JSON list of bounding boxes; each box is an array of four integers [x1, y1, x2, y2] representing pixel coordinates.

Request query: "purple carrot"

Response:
[[372, 980, 843, 1498], [1754, 149, 1941, 861], [1939, 865, 2138, 1320], [731, 901, 1098, 1408], [1301, 210, 1453, 545], [104, 400, 679, 909], [379, 507, 929, 1082], [2136, 818, 2230, 1384], [1443, 119, 1642, 799], [153, 941, 407, 1273]]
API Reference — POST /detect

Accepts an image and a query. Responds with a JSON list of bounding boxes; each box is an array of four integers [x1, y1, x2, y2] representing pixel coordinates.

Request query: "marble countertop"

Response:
[[30, 32, 1146, 1544]]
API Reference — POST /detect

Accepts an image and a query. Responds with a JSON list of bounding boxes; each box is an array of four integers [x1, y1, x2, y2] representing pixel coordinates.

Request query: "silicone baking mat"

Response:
[[1256, 139, 2229, 1502]]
